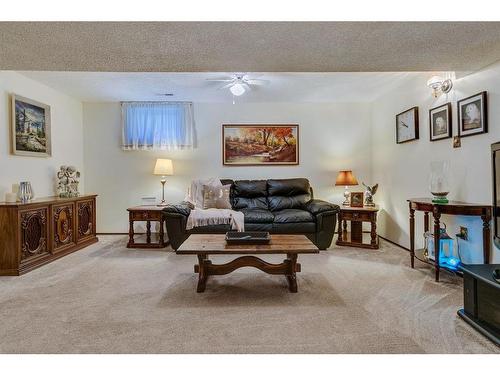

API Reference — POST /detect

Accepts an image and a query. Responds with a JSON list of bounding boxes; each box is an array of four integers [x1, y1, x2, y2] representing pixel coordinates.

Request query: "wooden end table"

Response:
[[336, 205, 379, 249], [176, 234, 318, 293], [127, 205, 169, 248]]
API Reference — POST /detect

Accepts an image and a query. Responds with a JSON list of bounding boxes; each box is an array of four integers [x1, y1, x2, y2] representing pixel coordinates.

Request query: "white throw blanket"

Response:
[[186, 208, 245, 232]]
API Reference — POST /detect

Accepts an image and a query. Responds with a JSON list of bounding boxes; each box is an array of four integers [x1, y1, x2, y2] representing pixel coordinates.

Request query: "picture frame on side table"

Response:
[[396, 106, 419, 144], [429, 103, 452, 141], [350, 192, 364, 208], [458, 91, 488, 138]]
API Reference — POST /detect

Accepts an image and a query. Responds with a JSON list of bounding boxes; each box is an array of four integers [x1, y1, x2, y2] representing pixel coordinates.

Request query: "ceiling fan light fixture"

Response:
[[229, 83, 246, 96]]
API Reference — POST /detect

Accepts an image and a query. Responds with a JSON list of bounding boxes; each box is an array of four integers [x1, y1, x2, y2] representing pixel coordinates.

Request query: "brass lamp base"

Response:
[[157, 178, 167, 206]]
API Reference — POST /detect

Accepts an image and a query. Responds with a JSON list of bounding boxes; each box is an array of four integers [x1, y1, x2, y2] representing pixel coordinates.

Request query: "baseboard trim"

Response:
[[98, 232, 129, 235], [378, 235, 410, 252]]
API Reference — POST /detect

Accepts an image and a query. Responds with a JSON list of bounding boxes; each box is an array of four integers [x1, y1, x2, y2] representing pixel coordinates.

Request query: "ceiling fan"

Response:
[[206, 74, 269, 96]]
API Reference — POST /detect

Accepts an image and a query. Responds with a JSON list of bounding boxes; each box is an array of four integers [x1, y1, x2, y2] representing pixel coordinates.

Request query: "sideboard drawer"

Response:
[[131, 210, 162, 221]]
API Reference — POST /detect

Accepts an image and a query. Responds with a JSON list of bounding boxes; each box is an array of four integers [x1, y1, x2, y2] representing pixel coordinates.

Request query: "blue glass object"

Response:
[[424, 223, 461, 271]]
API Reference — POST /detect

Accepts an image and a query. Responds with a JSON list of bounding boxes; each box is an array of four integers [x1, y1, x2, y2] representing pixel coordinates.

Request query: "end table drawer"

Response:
[[341, 211, 372, 221], [131, 210, 162, 221]]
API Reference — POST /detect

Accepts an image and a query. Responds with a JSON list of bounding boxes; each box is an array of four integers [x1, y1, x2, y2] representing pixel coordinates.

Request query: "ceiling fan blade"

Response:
[[245, 79, 270, 86], [218, 82, 235, 90], [206, 79, 235, 82], [242, 83, 252, 91]]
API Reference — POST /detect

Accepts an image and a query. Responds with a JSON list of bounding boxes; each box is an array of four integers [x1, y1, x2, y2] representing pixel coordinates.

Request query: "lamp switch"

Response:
[[457, 226, 468, 241]]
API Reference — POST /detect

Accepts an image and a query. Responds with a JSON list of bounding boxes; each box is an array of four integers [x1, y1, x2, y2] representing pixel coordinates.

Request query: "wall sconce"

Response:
[[427, 76, 453, 98]]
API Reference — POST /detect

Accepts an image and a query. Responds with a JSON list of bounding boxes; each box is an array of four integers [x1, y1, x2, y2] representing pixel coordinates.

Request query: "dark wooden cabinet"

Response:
[[458, 264, 500, 346], [0, 195, 97, 276]]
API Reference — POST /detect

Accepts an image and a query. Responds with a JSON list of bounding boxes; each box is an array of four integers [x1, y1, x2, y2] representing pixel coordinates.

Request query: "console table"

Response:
[[408, 198, 492, 281]]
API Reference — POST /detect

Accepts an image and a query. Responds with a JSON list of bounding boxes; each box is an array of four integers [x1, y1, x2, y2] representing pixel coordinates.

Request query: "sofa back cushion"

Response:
[[267, 178, 311, 211], [232, 180, 268, 210]]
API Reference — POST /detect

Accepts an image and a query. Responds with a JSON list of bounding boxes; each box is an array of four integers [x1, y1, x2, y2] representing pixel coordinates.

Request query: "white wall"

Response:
[[83, 102, 372, 233], [372, 64, 500, 263], [0, 71, 84, 200]]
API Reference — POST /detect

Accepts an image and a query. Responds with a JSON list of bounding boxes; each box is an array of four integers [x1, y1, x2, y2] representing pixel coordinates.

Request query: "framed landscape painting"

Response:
[[223, 124, 299, 165], [11, 94, 51, 157]]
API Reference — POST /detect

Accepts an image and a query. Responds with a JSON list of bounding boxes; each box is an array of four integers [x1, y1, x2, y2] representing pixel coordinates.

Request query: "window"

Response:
[[122, 102, 194, 150]]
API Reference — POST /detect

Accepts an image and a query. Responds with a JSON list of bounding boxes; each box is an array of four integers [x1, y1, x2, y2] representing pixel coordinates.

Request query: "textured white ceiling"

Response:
[[19, 71, 426, 102], [2, 22, 500, 72]]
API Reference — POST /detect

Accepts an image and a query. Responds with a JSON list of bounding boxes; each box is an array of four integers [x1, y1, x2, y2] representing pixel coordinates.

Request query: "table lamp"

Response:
[[153, 158, 173, 205], [335, 170, 358, 206]]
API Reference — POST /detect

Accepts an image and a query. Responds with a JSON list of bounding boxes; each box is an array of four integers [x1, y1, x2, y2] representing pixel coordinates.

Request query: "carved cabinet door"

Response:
[[19, 207, 50, 264], [52, 203, 76, 253], [76, 199, 95, 243]]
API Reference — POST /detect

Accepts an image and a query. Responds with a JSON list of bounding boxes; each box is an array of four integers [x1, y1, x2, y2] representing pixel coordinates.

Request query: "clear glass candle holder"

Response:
[[429, 161, 451, 204]]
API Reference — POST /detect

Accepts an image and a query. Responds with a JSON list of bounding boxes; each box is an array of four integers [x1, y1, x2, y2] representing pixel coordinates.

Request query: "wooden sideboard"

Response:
[[0, 195, 98, 276]]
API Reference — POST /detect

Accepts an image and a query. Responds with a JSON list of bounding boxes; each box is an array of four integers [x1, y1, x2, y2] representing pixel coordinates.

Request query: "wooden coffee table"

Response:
[[176, 234, 318, 293]]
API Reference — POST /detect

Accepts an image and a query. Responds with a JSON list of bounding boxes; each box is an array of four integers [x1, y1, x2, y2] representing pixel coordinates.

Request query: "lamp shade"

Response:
[[335, 170, 358, 186], [153, 158, 173, 176]]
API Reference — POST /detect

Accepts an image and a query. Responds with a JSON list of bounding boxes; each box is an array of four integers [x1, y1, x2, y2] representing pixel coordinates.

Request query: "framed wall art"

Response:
[[222, 124, 299, 166], [458, 91, 488, 138], [396, 106, 419, 144], [10, 94, 51, 157], [350, 192, 364, 208], [429, 103, 452, 141]]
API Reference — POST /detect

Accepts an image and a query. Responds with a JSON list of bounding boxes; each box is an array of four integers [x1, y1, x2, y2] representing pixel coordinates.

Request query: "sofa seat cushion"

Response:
[[240, 208, 274, 223], [273, 209, 314, 223], [272, 222, 316, 233]]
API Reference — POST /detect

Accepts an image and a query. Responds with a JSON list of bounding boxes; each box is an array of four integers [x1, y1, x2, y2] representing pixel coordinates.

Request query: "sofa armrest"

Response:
[[303, 199, 340, 216], [162, 201, 193, 217]]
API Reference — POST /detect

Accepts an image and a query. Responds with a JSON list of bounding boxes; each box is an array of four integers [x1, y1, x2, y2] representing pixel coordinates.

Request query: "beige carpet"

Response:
[[0, 235, 498, 354]]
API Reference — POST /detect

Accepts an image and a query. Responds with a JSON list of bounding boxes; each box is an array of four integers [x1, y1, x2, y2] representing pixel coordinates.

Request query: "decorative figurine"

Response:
[[57, 165, 80, 197], [362, 182, 378, 207]]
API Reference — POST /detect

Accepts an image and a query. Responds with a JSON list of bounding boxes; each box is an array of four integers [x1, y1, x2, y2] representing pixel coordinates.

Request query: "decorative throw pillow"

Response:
[[186, 178, 222, 209], [202, 184, 232, 209]]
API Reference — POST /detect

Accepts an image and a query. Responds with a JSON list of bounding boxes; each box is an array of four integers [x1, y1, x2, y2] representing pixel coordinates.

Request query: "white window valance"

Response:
[[122, 102, 194, 150]]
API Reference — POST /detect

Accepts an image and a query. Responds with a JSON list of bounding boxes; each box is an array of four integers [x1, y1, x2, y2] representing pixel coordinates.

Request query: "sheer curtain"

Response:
[[122, 102, 194, 150]]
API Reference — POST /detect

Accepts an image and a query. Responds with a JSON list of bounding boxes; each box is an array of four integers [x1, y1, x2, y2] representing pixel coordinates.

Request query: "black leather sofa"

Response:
[[163, 178, 339, 250]]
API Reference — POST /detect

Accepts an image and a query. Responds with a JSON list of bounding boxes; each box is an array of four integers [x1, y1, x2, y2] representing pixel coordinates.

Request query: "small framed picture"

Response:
[[429, 103, 452, 141], [458, 91, 488, 138], [396, 107, 419, 144], [453, 136, 461, 148], [350, 192, 364, 208]]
